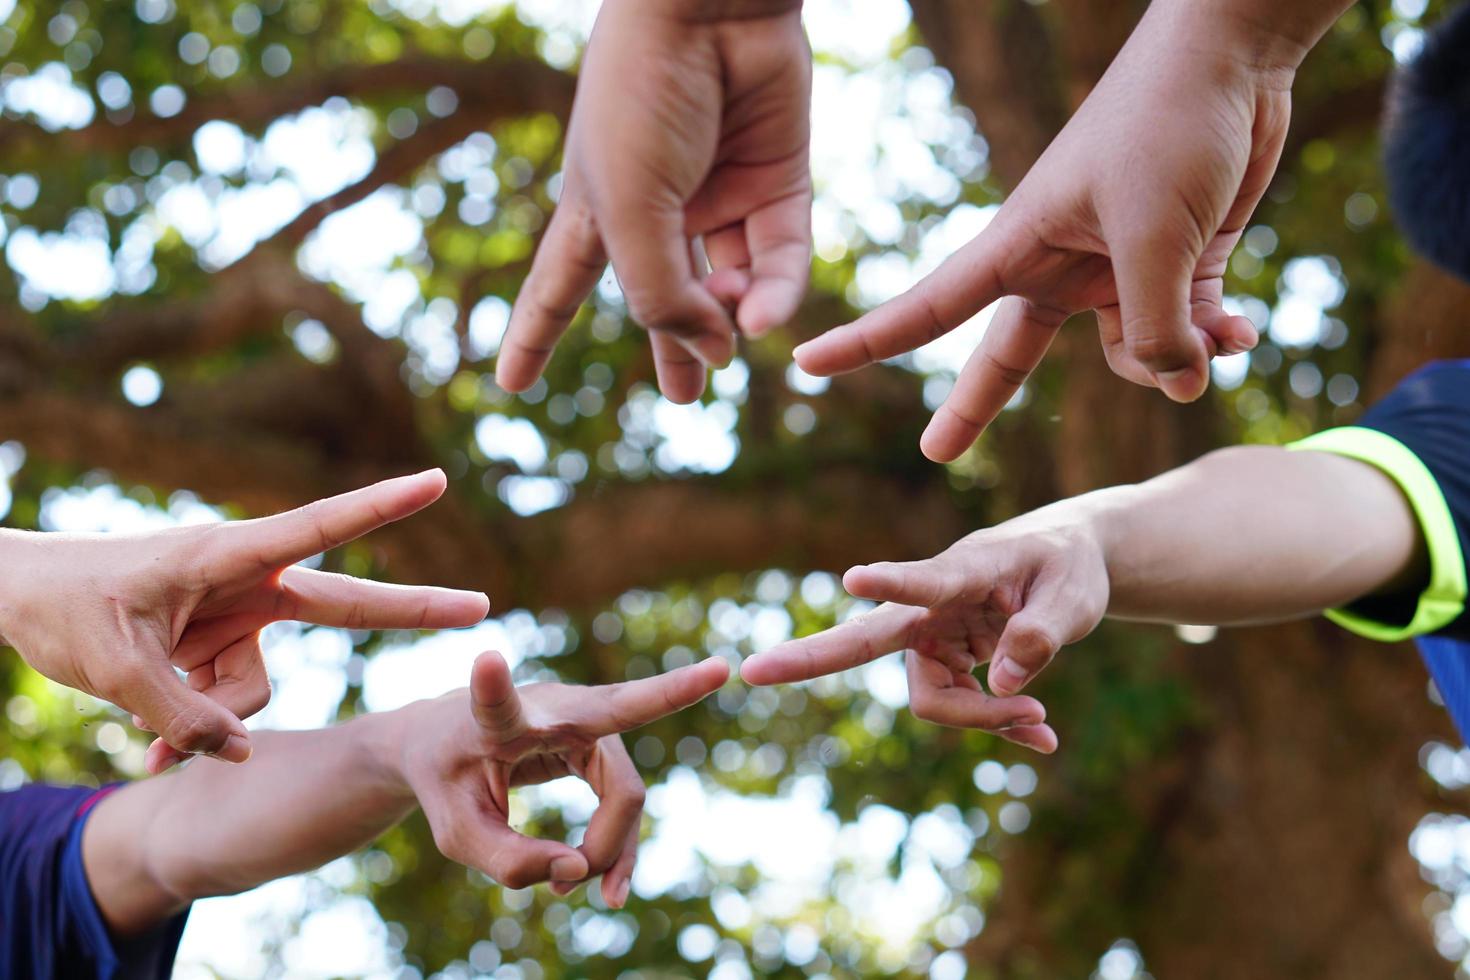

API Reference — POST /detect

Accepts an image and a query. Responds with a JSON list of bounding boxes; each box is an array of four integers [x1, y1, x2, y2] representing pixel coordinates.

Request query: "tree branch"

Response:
[[0, 367, 967, 610], [0, 57, 575, 158]]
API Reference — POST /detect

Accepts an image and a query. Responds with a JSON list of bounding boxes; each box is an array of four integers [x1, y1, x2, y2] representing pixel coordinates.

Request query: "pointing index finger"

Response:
[[571, 657, 730, 737], [793, 222, 1008, 376], [218, 470, 449, 574], [740, 603, 920, 685]]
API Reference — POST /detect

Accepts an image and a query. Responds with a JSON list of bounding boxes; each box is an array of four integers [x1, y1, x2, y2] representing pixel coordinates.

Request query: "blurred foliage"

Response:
[[0, 0, 1455, 977]]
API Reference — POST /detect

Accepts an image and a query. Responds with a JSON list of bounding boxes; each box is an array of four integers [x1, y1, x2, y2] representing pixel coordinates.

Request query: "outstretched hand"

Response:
[[0, 470, 489, 774], [742, 519, 1115, 753], [496, 0, 812, 404], [794, 2, 1299, 460], [401, 651, 730, 906]]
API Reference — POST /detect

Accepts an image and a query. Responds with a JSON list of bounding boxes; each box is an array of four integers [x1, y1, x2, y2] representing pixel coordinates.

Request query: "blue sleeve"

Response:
[[1288, 360, 1470, 742], [0, 784, 188, 980], [1288, 359, 1470, 643]]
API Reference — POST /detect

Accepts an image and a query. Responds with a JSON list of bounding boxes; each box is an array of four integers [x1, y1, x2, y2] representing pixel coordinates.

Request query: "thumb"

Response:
[[132, 665, 252, 774], [1112, 232, 1210, 402], [985, 571, 1100, 697], [470, 650, 526, 739]]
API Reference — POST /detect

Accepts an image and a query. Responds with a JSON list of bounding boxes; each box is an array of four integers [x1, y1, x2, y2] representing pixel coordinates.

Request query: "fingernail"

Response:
[[218, 734, 252, 764], [996, 658, 1027, 681], [550, 856, 584, 882], [616, 880, 631, 907], [991, 657, 1028, 693]]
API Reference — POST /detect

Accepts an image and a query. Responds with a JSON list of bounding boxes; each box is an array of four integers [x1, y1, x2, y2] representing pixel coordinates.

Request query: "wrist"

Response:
[[1144, 0, 1340, 76], [355, 707, 422, 809]]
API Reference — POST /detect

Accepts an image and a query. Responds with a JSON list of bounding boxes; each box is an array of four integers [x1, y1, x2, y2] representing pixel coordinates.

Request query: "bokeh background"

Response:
[[2, 0, 1470, 976]]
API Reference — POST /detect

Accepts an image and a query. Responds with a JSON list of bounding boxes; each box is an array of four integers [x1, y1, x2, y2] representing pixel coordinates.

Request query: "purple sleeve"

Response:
[[0, 783, 188, 980]]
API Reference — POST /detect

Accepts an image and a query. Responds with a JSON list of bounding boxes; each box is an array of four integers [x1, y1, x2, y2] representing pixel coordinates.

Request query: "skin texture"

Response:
[[0, 470, 490, 774], [742, 447, 1426, 752], [82, 651, 731, 935], [796, 0, 1358, 462], [495, 0, 811, 404], [499, 0, 1353, 443]]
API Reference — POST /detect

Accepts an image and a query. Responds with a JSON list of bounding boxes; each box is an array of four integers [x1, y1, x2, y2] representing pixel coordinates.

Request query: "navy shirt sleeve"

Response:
[[1289, 359, 1470, 740], [0, 783, 188, 980], [1289, 359, 1470, 643]]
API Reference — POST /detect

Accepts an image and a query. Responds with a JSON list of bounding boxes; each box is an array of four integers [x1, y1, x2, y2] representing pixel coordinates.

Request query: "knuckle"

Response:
[[431, 828, 465, 865], [168, 710, 222, 753], [1010, 621, 1060, 660], [625, 295, 696, 336]]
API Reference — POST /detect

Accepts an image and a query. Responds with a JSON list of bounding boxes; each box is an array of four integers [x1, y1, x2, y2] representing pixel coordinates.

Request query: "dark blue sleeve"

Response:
[[1290, 360, 1470, 742], [1345, 359, 1470, 642], [0, 783, 188, 980]]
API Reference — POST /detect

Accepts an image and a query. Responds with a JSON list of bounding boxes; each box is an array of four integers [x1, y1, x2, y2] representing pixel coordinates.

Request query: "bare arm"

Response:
[[1094, 446, 1424, 625], [81, 652, 729, 935], [797, 0, 1354, 461], [742, 446, 1423, 752], [83, 717, 416, 936]]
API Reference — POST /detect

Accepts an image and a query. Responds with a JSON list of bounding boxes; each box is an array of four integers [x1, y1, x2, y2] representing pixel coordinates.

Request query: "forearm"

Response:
[[1074, 446, 1424, 626], [83, 709, 422, 935], [0, 528, 37, 649]]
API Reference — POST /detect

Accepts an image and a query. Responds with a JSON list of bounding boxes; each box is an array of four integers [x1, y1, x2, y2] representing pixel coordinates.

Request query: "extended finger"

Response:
[[567, 657, 729, 737], [218, 470, 449, 574], [277, 566, 489, 631], [740, 603, 920, 685], [497, 188, 609, 392], [919, 298, 1064, 462], [792, 224, 1008, 376]]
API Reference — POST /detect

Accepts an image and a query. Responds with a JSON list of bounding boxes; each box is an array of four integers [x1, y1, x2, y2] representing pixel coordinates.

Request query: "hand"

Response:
[[496, 0, 812, 404], [794, 1, 1302, 460], [398, 650, 729, 906], [741, 517, 1114, 753], [0, 470, 489, 774]]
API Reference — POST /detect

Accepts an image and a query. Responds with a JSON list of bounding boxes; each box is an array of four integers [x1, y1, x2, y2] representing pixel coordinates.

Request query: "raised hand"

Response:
[[793, 0, 1314, 461], [399, 651, 730, 905], [742, 518, 1115, 753], [496, 0, 812, 405], [0, 470, 489, 773]]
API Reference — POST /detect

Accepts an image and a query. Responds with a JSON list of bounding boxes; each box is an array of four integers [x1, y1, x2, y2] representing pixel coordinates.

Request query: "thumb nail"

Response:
[[991, 657, 1028, 692], [217, 734, 252, 764], [616, 880, 632, 907], [550, 855, 586, 883]]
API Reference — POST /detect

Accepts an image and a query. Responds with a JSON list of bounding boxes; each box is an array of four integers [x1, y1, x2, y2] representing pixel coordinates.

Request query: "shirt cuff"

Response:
[[1288, 426, 1468, 641]]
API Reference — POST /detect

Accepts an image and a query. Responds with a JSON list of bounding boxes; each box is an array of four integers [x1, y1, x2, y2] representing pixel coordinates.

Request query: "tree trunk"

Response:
[[904, 1, 1470, 974]]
